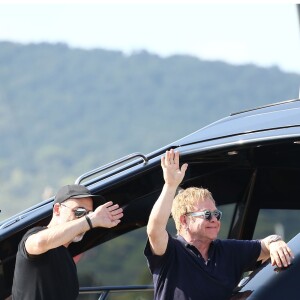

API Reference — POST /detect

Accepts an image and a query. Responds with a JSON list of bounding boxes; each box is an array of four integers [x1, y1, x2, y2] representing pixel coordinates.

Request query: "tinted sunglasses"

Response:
[[186, 209, 222, 221], [60, 203, 92, 218]]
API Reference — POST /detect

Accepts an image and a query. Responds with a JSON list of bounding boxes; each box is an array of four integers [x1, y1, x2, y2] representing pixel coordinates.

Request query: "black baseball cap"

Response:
[[54, 184, 105, 209]]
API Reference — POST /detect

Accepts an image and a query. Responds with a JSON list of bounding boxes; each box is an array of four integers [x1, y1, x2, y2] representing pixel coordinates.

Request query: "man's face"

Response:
[[186, 199, 221, 242], [58, 197, 93, 242]]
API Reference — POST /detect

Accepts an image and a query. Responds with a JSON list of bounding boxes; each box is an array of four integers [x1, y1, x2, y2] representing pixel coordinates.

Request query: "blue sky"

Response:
[[0, 3, 299, 74]]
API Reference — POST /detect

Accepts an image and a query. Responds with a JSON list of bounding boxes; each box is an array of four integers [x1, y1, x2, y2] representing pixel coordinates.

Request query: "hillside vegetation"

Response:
[[1, 41, 299, 219]]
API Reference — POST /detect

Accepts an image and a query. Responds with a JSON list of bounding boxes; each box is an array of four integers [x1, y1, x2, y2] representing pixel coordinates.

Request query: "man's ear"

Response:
[[179, 214, 187, 226], [53, 203, 61, 216]]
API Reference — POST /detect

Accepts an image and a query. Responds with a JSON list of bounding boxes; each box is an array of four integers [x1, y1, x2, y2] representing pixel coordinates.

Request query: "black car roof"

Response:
[[168, 98, 300, 148]]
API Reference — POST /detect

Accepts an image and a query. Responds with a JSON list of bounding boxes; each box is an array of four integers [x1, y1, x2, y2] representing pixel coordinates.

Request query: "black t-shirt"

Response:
[[144, 234, 261, 300], [12, 226, 79, 300]]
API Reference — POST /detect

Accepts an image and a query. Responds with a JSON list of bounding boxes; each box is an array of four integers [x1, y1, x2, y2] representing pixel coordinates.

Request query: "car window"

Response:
[[76, 223, 157, 300], [218, 203, 236, 239], [253, 209, 300, 241]]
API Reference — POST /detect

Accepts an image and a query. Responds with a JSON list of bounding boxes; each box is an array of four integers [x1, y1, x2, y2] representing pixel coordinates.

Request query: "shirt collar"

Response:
[[176, 234, 216, 255]]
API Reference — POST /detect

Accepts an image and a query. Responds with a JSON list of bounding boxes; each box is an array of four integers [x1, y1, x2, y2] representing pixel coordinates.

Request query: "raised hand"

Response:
[[161, 149, 188, 188], [91, 201, 123, 228]]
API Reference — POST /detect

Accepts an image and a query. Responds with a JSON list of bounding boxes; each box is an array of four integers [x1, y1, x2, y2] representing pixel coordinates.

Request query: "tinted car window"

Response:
[[218, 203, 236, 239], [253, 209, 300, 241]]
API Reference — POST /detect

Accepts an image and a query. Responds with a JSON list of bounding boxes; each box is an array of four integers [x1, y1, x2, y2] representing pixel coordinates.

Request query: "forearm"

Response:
[[259, 234, 282, 260], [147, 184, 177, 236], [26, 217, 90, 254], [147, 150, 187, 255]]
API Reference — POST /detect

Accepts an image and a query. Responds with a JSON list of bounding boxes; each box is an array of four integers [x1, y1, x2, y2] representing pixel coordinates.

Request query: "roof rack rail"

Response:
[[230, 98, 300, 116], [75, 152, 148, 185]]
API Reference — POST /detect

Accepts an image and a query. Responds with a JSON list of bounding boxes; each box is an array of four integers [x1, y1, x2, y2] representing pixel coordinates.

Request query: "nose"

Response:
[[209, 214, 219, 222]]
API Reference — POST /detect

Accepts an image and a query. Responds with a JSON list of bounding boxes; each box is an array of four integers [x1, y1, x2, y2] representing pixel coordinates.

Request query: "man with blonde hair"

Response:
[[171, 187, 214, 233], [145, 149, 294, 300]]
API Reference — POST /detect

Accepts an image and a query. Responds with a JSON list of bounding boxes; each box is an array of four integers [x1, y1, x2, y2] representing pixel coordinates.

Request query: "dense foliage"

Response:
[[0, 41, 299, 218]]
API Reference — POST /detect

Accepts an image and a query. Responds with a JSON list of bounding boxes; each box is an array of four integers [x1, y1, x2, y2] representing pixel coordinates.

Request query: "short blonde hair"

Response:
[[171, 187, 215, 233]]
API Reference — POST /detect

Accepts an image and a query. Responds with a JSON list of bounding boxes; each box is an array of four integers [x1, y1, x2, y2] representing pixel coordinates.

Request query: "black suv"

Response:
[[1, 98, 300, 300]]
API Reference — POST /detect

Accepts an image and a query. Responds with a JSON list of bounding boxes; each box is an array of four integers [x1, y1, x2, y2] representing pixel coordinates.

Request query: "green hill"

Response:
[[0, 41, 299, 219]]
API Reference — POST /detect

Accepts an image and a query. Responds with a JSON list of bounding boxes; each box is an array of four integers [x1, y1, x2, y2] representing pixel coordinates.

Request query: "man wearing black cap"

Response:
[[12, 184, 123, 300]]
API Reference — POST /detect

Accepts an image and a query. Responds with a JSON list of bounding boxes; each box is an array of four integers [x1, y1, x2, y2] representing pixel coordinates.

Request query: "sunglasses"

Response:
[[60, 203, 92, 218], [186, 209, 222, 221]]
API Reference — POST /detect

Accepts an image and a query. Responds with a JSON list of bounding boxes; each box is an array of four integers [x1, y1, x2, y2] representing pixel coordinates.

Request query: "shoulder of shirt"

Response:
[[23, 226, 47, 239], [218, 239, 260, 247]]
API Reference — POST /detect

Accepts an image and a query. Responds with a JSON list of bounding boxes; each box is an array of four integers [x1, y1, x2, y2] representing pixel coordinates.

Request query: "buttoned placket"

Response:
[[186, 243, 210, 265]]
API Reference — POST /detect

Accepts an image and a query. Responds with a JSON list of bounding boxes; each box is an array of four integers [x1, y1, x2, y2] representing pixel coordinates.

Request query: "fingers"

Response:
[[270, 243, 294, 267], [168, 149, 176, 165], [165, 149, 176, 165], [161, 150, 175, 167], [102, 202, 123, 213], [161, 150, 188, 187], [162, 149, 186, 168], [93, 204, 123, 228], [181, 163, 188, 173], [165, 149, 173, 165], [102, 201, 114, 208], [96, 202, 123, 217], [174, 151, 180, 165], [110, 207, 123, 215], [108, 219, 122, 228], [110, 209, 124, 222], [112, 212, 123, 221], [105, 210, 123, 227], [161, 155, 166, 168]]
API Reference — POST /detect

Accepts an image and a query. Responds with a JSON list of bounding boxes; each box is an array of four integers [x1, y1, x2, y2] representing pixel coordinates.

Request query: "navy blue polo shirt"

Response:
[[144, 234, 261, 300]]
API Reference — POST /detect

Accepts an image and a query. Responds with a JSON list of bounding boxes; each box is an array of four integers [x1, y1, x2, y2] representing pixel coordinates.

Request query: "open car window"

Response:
[[76, 225, 154, 300]]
